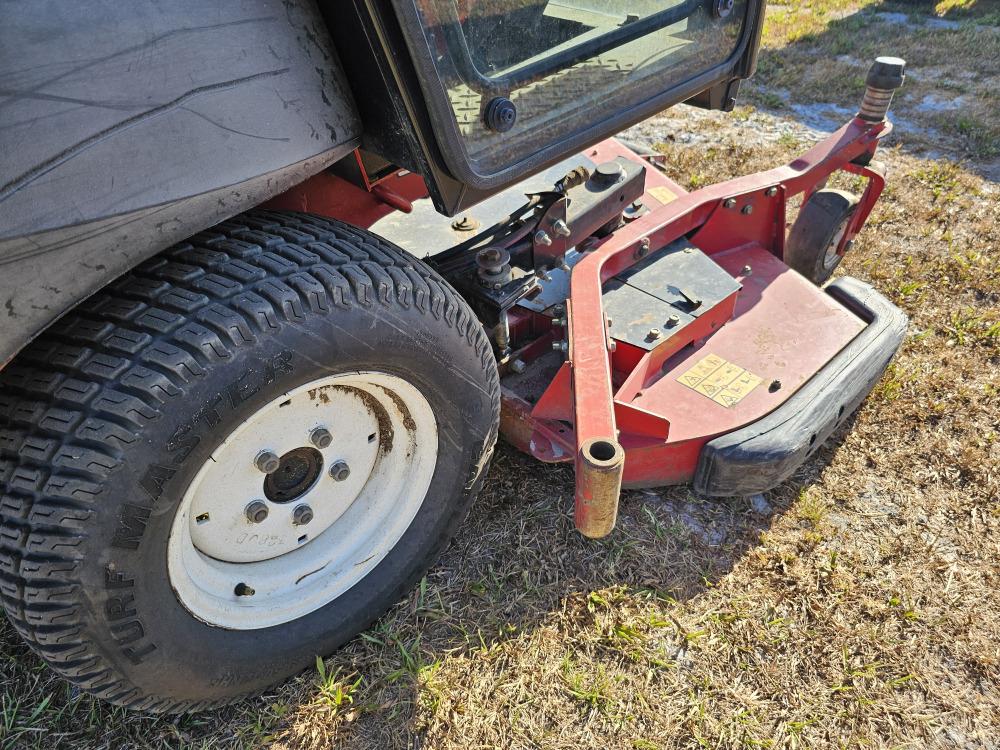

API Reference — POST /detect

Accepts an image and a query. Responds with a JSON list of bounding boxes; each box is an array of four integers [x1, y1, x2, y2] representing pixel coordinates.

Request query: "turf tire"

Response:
[[0, 210, 500, 712]]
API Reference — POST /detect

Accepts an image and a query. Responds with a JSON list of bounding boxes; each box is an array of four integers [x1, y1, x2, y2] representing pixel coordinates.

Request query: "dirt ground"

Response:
[[1, 1, 998, 749]]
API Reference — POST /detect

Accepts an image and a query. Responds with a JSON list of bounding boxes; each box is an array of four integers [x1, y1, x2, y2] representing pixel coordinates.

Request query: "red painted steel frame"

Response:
[[565, 116, 890, 533]]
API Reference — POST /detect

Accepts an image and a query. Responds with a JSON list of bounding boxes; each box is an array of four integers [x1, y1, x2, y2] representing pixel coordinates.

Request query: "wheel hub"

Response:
[[167, 371, 438, 629], [264, 446, 323, 503]]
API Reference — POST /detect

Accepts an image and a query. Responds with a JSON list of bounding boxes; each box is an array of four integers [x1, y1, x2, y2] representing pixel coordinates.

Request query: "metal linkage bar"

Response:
[[566, 114, 891, 537]]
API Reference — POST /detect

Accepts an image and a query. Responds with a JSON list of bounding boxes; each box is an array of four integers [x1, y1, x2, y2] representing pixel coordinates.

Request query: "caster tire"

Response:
[[785, 189, 860, 285]]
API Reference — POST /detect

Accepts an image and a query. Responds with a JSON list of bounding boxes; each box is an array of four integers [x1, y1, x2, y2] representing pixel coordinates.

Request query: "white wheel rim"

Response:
[[167, 371, 438, 630], [823, 218, 851, 270]]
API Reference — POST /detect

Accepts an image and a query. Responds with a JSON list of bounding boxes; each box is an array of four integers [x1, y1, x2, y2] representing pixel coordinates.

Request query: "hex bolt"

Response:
[[552, 219, 571, 237], [329, 460, 351, 482], [647, 328, 662, 340], [667, 315, 680, 327], [552, 316, 566, 327], [245, 500, 269, 524], [310, 427, 333, 449], [234, 582, 255, 597], [552, 340, 569, 353], [635, 237, 651, 259], [723, 198, 737, 209], [254, 450, 281, 474], [741, 205, 754, 215], [292, 504, 314, 526], [534, 230, 553, 247], [511, 359, 527, 374]]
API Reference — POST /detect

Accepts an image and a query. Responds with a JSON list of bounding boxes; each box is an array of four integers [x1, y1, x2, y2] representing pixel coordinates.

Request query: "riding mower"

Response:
[[0, 0, 907, 711]]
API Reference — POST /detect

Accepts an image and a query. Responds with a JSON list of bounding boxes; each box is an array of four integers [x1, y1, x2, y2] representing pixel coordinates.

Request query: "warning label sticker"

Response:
[[647, 186, 677, 205], [677, 354, 762, 408]]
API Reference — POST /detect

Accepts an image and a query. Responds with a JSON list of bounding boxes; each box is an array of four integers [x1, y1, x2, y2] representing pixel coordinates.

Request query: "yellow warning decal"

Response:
[[677, 354, 762, 408], [647, 186, 677, 205]]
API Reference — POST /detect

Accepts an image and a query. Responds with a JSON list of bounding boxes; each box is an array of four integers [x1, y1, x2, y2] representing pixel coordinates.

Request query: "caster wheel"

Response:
[[785, 189, 860, 285]]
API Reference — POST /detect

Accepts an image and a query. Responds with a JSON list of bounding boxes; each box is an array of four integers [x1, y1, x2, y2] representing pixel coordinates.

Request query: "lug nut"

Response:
[[552, 219, 571, 237], [292, 504, 314, 526], [245, 500, 269, 524], [310, 427, 333, 449], [329, 460, 350, 482], [254, 450, 281, 474]]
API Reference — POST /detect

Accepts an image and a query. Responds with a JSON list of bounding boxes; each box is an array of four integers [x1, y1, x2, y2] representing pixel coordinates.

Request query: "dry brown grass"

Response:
[[2, 2, 999, 749]]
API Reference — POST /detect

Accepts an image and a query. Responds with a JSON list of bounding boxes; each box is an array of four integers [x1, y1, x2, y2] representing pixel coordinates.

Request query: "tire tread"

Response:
[[0, 210, 500, 713]]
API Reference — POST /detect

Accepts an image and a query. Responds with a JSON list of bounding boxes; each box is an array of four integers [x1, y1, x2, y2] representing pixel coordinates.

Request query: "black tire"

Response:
[[0, 210, 500, 712], [785, 189, 860, 285]]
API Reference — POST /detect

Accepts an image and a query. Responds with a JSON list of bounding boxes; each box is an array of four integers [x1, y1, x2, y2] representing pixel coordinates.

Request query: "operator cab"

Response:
[[331, 0, 763, 214]]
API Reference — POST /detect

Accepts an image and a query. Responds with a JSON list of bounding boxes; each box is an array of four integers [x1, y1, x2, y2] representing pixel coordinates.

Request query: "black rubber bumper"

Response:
[[693, 276, 908, 497]]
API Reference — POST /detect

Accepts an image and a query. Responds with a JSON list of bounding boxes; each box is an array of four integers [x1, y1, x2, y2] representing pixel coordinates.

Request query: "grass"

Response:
[[746, 0, 1000, 164], [2, 1, 1000, 749]]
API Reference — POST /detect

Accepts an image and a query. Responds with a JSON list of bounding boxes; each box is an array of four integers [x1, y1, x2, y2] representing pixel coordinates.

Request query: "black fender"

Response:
[[0, 0, 361, 366]]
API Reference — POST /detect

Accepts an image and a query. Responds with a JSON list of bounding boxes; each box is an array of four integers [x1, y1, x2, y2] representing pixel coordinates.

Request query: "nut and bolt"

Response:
[[254, 450, 281, 474], [741, 205, 754, 215], [292, 504, 314, 526], [552, 219, 571, 237], [635, 237, 651, 259], [723, 198, 737, 209], [552, 340, 568, 353], [310, 427, 333, 449], [329, 460, 351, 482], [534, 230, 553, 247], [510, 359, 527, 374], [667, 314, 680, 327], [245, 500, 269, 524], [647, 328, 662, 340]]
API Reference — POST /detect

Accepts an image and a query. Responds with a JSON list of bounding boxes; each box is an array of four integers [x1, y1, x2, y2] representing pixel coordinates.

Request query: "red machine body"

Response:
[[268, 108, 903, 538]]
